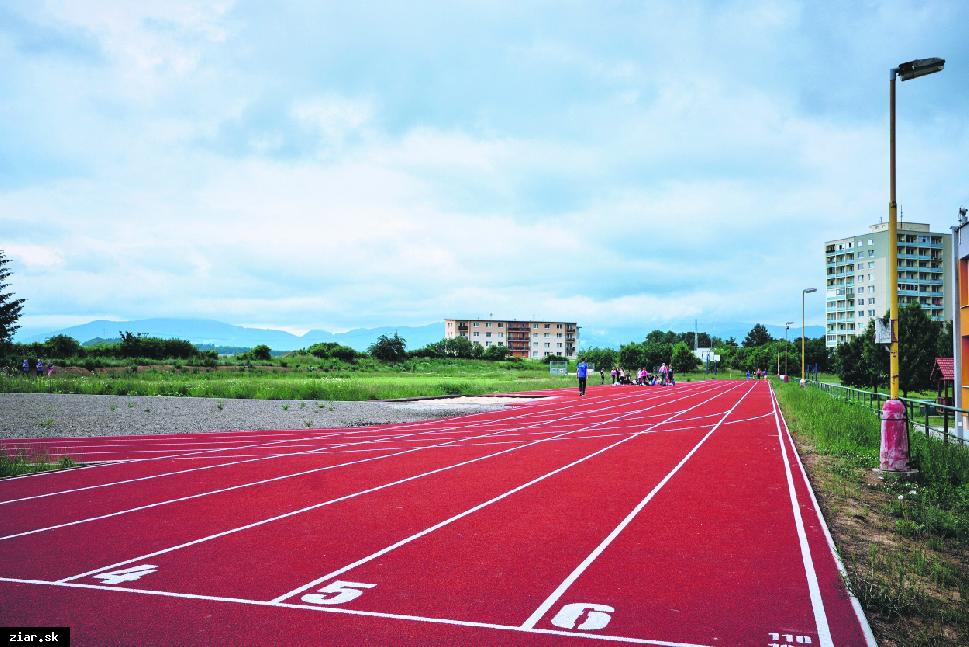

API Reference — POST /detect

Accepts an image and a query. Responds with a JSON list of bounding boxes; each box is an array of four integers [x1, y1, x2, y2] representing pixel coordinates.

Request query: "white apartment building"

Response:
[[444, 319, 579, 359]]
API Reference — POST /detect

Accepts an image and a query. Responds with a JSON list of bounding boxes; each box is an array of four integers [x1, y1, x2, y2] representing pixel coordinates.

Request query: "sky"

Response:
[[2, 0, 968, 338]]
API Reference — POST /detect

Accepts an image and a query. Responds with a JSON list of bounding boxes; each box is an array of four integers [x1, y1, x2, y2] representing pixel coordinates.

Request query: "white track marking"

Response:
[[0, 390, 658, 506], [271, 384, 740, 604], [768, 383, 833, 647], [58, 384, 724, 584], [0, 387, 650, 492], [0, 576, 709, 647], [768, 382, 877, 646], [521, 382, 756, 630]]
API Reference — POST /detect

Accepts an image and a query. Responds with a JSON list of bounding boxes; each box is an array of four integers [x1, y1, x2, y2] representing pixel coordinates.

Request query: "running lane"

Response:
[[520, 380, 872, 646]]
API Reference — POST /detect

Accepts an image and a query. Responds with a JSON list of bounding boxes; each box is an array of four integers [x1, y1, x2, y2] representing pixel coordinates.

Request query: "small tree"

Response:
[[481, 344, 511, 361], [45, 335, 82, 359], [369, 333, 407, 362], [0, 251, 26, 361], [671, 341, 699, 373], [251, 344, 272, 361]]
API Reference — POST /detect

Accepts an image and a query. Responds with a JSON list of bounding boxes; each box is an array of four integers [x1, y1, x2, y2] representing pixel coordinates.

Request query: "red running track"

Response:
[[0, 381, 874, 646]]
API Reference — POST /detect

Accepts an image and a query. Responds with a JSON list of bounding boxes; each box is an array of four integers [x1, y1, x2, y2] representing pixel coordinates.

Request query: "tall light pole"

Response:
[[881, 57, 945, 472], [785, 321, 795, 376], [801, 289, 817, 384]]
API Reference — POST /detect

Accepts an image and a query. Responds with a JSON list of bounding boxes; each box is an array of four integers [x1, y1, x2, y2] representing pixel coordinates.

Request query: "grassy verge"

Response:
[[0, 449, 77, 478], [773, 380, 968, 646]]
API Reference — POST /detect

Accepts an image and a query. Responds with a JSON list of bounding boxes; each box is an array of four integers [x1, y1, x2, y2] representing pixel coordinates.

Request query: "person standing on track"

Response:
[[576, 357, 588, 396], [599, 367, 605, 384]]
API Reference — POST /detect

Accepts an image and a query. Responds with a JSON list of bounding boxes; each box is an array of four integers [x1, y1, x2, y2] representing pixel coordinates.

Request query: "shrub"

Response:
[[251, 345, 272, 361]]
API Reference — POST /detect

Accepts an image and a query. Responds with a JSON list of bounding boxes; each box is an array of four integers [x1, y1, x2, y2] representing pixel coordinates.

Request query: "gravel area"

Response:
[[0, 393, 546, 439]]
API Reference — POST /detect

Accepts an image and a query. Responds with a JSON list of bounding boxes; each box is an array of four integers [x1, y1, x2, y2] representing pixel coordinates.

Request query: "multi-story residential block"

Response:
[[825, 222, 951, 348], [444, 319, 578, 359]]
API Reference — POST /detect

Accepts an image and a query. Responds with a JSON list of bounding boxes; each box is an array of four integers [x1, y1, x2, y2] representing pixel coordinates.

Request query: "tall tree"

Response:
[[898, 302, 939, 396], [0, 251, 26, 359], [742, 323, 773, 347]]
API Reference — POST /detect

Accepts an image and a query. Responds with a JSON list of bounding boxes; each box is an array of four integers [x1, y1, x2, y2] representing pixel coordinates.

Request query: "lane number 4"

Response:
[[301, 580, 376, 606], [551, 603, 615, 631], [93, 564, 158, 585]]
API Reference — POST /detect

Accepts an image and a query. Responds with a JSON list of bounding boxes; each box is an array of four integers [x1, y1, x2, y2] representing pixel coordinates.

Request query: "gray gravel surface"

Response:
[[0, 393, 512, 439]]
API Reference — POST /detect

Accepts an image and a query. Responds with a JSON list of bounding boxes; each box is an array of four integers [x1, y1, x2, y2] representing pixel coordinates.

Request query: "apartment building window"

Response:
[[473, 332, 480, 337], [485, 332, 492, 338], [544, 333, 550, 338], [857, 275, 864, 282], [858, 311, 864, 317], [868, 298, 875, 305], [485, 322, 491, 328], [544, 343, 550, 348], [856, 252, 863, 259], [858, 287, 865, 293], [498, 333, 504, 338], [532, 341, 538, 347], [556, 324, 562, 329], [868, 239, 873, 245], [532, 351, 539, 357], [868, 262, 874, 269], [557, 343, 563, 348], [868, 309, 875, 316], [868, 250, 874, 257], [868, 274, 873, 281], [545, 324, 551, 329], [556, 333, 563, 338], [485, 341, 492, 347], [856, 264, 863, 270], [533, 323, 540, 328], [473, 322, 479, 327], [533, 333, 538, 338]]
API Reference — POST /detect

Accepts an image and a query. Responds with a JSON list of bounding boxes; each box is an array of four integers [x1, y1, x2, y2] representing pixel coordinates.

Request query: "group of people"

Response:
[[745, 369, 768, 380], [606, 363, 676, 387], [575, 358, 677, 396], [21, 359, 54, 377]]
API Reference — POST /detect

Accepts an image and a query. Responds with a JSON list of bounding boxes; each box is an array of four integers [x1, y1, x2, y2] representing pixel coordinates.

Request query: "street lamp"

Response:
[[881, 57, 945, 472], [785, 321, 795, 375], [801, 289, 817, 384]]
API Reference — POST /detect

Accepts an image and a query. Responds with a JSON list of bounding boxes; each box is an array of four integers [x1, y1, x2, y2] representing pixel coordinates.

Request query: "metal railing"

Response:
[[809, 380, 967, 445]]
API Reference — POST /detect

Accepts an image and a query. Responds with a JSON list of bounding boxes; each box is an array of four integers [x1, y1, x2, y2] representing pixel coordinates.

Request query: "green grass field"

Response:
[[0, 358, 745, 401]]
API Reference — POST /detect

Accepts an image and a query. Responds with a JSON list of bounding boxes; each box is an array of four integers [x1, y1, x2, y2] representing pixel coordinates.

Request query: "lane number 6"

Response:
[[551, 602, 615, 630], [301, 580, 376, 606]]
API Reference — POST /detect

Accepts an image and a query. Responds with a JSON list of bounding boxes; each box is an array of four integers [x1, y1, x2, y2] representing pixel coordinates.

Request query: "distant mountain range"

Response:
[[15, 318, 827, 352]]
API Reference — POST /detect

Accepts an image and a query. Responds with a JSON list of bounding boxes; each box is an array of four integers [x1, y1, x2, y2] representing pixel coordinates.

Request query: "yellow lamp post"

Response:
[[801, 288, 816, 385], [881, 57, 945, 472]]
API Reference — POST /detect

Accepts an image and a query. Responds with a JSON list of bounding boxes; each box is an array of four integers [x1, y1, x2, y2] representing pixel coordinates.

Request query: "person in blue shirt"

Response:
[[576, 358, 588, 396]]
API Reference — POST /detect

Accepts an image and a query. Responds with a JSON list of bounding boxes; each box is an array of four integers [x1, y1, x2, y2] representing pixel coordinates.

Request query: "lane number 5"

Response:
[[551, 602, 615, 630], [301, 580, 376, 606]]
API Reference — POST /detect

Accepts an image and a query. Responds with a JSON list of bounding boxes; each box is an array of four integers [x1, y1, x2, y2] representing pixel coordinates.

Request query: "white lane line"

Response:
[[768, 382, 877, 646], [520, 382, 756, 630], [769, 382, 832, 647], [724, 412, 773, 425], [0, 385, 680, 509], [0, 389, 624, 502], [270, 384, 740, 604], [0, 577, 708, 647], [58, 385, 722, 584]]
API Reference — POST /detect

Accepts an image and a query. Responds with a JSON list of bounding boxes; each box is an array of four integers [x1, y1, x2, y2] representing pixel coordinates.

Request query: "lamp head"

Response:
[[803, 288, 818, 294], [896, 57, 945, 81]]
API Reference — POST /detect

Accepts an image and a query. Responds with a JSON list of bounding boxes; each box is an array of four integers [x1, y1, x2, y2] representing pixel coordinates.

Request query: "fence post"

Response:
[[944, 408, 949, 444]]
